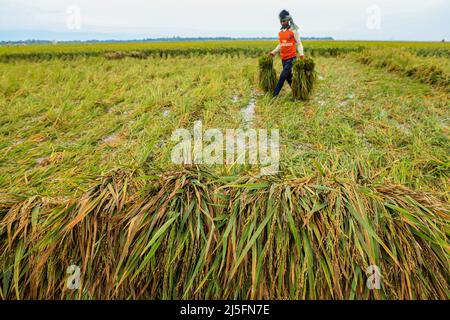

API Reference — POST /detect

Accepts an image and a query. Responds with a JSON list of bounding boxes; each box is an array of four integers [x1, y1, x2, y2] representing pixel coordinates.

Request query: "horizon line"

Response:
[[1, 37, 448, 44]]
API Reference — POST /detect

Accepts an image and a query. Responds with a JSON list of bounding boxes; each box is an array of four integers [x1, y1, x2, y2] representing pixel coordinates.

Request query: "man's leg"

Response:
[[286, 58, 296, 86], [287, 72, 293, 87], [273, 60, 290, 97]]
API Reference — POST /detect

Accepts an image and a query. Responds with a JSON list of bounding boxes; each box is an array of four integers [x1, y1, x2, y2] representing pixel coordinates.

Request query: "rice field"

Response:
[[0, 40, 449, 300]]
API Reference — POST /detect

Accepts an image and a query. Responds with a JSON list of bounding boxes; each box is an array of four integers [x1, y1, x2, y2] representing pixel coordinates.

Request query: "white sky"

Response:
[[1, 0, 449, 40]]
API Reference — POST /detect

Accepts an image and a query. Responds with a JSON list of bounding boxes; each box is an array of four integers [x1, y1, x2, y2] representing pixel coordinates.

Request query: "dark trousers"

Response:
[[273, 57, 296, 97]]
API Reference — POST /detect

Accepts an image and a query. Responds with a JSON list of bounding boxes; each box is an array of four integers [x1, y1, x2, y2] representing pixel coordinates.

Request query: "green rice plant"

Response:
[[1, 40, 449, 63], [0, 46, 449, 300], [0, 166, 448, 300], [258, 55, 277, 93], [357, 48, 450, 91], [292, 57, 317, 100], [412, 48, 450, 58]]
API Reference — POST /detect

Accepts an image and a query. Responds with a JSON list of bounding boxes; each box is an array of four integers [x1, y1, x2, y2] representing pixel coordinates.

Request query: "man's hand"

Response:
[[299, 55, 305, 60], [268, 51, 275, 57]]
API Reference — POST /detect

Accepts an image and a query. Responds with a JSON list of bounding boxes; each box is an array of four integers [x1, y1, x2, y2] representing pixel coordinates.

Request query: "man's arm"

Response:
[[289, 19, 305, 57], [270, 44, 281, 56], [293, 28, 305, 57]]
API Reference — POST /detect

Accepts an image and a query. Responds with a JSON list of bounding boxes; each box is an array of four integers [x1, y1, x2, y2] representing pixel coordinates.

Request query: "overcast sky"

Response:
[[1, 0, 449, 41]]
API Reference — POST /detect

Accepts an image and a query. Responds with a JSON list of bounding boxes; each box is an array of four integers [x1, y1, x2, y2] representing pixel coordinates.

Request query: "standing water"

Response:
[[240, 98, 256, 129]]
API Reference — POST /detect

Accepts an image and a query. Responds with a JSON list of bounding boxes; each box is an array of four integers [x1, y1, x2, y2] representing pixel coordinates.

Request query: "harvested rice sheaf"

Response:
[[0, 167, 449, 300], [258, 55, 278, 93], [292, 57, 318, 100]]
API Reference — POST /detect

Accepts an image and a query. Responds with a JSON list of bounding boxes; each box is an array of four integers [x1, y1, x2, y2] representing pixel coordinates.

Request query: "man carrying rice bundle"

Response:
[[269, 10, 305, 97]]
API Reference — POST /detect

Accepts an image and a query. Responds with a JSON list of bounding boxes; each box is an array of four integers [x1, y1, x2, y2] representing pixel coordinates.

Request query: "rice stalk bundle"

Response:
[[0, 166, 448, 300], [292, 57, 318, 100], [258, 55, 277, 93]]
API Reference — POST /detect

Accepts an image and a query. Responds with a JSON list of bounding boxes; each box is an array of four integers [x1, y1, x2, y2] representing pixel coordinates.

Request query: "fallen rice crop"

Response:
[[0, 41, 448, 301], [0, 166, 448, 300], [357, 48, 450, 91], [4, 40, 441, 63]]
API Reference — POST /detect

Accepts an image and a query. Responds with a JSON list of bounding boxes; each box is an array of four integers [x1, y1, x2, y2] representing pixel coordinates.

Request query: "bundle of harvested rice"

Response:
[[0, 166, 448, 300], [292, 57, 317, 100], [258, 55, 277, 93]]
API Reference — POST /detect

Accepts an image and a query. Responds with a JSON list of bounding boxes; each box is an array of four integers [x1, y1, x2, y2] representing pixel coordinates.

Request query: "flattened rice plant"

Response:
[[0, 166, 448, 300]]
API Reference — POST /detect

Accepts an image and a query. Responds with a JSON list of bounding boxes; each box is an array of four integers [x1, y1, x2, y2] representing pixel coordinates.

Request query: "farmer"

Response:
[[269, 10, 305, 97]]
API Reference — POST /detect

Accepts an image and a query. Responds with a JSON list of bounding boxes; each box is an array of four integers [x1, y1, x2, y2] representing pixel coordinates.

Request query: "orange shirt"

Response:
[[278, 28, 297, 61]]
